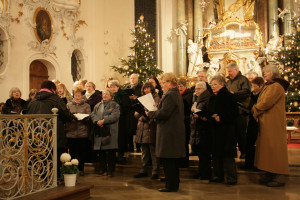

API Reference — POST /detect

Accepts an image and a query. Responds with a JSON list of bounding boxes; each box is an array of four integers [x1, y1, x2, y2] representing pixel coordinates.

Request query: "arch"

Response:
[[23, 53, 60, 94], [0, 25, 11, 77]]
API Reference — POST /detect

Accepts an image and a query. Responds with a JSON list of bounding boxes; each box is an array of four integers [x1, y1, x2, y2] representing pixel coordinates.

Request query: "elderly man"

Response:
[[125, 73, 143, 152], [226, 63, 251, 159], [191, 71, 213, 94]]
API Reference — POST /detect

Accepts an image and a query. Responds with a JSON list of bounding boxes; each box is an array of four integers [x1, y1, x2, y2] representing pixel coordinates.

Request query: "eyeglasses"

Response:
[[195, 88, 202, 90]]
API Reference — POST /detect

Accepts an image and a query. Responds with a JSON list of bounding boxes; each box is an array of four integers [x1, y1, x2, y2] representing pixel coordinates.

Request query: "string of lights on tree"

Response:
[[111, 15, 163, 83], [274, 15, 300, 112]]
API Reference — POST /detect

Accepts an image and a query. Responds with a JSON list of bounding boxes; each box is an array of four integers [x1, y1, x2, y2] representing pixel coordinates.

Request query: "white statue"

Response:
[[207, 58, 220, 81], [246, 58, 262, 77], [187, 39, 203, 77], [265, 32, 282, 54]]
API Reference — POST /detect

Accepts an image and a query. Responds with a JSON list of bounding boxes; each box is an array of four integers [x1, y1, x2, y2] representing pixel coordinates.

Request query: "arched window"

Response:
[[71, 49, 84, 82]]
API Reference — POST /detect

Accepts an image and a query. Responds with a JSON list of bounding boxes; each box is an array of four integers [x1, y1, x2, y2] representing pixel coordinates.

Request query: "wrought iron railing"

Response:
[[0, 114, 57, 199]]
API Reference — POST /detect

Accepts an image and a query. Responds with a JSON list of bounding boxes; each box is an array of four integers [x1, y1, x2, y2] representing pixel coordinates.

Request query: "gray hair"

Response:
[[103, 89, 115, 98], [263, 65, 280, 78], [9, 87, 22, 98], [248, 71, 258, 77], [108, 80, 120, 88], [211, 75, 226, 86], [195, 81, 207, 90], [85, 81, 96, 89], [226, 62, 239, 70]]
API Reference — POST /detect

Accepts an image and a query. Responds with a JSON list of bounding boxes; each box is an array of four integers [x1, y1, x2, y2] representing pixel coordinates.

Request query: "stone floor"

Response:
[[76, 147, 300, 200]]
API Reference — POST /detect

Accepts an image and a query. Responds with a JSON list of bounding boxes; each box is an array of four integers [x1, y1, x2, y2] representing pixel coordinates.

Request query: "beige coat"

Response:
[[252, 81, 289, 175]]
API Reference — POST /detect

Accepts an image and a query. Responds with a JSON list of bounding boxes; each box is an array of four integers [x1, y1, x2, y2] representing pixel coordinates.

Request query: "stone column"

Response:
[[268, 0, 279, 38], [177, 0, 186, 75], [194, 0, 203, 42], [284, 0, 293, 36]]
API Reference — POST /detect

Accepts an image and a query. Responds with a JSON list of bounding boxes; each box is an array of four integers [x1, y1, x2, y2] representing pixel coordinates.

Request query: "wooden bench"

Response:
[[286, 112, 300, 143]]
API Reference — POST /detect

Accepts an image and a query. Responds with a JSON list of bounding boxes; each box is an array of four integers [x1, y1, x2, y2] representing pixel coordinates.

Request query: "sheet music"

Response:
[[74, 113, 90, 120], [137, 93, 158, 111]]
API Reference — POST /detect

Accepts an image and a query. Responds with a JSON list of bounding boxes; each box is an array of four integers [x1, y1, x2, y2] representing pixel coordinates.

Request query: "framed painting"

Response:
[[33, 8, 53, 43]]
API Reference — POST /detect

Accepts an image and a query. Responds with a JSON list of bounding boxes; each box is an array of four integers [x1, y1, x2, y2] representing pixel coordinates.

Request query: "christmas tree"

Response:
[[111, 15, 163, 83], [274, 16, 300, 112]]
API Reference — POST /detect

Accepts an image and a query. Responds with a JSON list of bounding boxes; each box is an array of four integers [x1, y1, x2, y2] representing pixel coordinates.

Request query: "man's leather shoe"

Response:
[[133, 172, 148, 178], [158, 188, 177, 192], [266, 181, 285, 187], [209, 177, 224, 183]]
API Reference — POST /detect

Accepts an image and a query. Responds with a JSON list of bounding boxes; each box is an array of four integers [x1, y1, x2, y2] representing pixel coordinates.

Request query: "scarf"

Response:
[[85, 90, 95, 100], [113, 88, 127, 105]]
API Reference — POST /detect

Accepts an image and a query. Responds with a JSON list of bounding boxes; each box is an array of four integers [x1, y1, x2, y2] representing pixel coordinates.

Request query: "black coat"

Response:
[[190, 90, 212, 154], [207, 87, 238, 157], [2, 98, 27, 114], [148, 87, 186, 158], [27, 91, 75, 149], [84, 90, 102, 111]]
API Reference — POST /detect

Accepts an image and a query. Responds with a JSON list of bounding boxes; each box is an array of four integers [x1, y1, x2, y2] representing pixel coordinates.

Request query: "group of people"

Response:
[[0, 62, 289, 191]]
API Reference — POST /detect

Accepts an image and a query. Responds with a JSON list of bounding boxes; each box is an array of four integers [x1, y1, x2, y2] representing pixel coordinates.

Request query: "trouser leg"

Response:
[[99, 150, 107, 172], [161, 158, 180, 190], [140, 144, 150, 173], [107, 149, 117, 173], [223, 157, 237, 183], [149, 144, 159, 175]]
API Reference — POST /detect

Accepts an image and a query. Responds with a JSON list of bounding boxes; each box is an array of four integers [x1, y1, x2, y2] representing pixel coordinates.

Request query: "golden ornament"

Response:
[[124, 65, 129, 70], [284, 76, 289, 81], [140, 15, 144, 21], [294, 101, 299, 107]]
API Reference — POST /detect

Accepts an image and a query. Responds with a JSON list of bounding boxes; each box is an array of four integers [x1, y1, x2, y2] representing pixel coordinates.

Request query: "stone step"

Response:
[[16, 184, 94, 200]]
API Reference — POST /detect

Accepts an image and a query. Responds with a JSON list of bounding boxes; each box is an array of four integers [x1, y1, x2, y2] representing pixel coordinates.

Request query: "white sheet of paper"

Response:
[[137, 93, 157, 111], [74, 113, 90, 120]]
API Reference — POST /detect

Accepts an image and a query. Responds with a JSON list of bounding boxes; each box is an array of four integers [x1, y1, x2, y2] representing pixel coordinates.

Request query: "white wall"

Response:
[[0, 0, 134, 102]]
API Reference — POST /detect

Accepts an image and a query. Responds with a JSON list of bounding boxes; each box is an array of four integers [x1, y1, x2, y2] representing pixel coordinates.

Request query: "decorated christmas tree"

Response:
[[274, 16, 300, 112], [111, 15, 163, 83]]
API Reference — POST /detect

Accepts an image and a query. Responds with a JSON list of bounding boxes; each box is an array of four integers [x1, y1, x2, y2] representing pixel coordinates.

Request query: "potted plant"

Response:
[[60, 153, 79, 187]]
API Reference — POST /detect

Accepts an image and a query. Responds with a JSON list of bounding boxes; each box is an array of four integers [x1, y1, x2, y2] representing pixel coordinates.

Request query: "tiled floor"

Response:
[[77, 147, 300, 200]]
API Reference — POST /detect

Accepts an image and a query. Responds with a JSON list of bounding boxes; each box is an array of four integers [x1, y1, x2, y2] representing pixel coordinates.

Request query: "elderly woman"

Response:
[[91, 89, 120, 177], [65, 87, 91, 176], [108, 80, 131, 163], [84, 81, 102, 111], [177, 78, 193, 168], [190, 81, 212, 180], [133, 82, 160, 180], [252, 65, 289, 187], [207, 75, 238, 185], [147, 72, 185, 192], [2, 87, 27, 114]]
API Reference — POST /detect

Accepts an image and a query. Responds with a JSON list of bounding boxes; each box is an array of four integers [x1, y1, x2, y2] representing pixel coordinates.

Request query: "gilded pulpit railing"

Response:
[[0, 114, 57, 199]]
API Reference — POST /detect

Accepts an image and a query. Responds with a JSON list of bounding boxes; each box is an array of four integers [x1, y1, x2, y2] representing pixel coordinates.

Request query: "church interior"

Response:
[[1, 0, 300, 199]]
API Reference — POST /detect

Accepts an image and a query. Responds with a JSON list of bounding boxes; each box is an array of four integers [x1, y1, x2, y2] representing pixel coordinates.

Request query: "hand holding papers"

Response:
[[137, 93, 158, 112], [73, 113, 90, 120]]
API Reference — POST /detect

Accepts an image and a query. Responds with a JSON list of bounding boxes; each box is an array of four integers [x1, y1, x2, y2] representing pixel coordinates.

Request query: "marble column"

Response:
[[194, 0, 203, 42], [268, 0, 279, 38], [177, 0, 186, 75], [284, 0, 293, 36]]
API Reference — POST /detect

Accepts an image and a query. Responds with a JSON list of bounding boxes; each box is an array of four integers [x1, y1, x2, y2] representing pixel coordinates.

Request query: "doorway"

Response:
[[30, 60, 49, 90]]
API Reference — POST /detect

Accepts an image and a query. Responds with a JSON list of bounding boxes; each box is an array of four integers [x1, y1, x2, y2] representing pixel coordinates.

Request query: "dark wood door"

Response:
[[30, 60, 49, 90]]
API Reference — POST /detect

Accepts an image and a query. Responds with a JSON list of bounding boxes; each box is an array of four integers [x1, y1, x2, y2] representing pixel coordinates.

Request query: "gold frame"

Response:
[[203, 18, 263, 51], [33, 7, 53, 43]]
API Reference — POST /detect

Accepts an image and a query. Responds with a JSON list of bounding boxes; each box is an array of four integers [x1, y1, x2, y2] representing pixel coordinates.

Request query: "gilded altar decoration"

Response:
[[0, 114, 57, 199], [33, 7, 53, 43], [220, 0, 255, 22], [203, 18, 263, 50]]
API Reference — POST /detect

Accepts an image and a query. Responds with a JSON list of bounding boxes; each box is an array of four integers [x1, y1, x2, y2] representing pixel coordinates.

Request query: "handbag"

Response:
[[94, 125, 111, 145]]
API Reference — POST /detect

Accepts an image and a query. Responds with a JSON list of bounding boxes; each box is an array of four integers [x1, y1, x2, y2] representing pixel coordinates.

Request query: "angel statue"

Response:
[[265, 31, 282, 54], [187, 39, 203, 77]]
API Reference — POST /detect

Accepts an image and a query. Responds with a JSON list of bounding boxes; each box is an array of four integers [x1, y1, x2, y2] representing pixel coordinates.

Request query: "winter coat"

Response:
[[91, 99, 120, 150], [148, 87, 186, 158], [190, 89, 212, 154], [207, 87, 238, 157], [135, 93, 160, 144], [2, 98, 27, 114], [27, 91, 75, 149], [252, 78, 289, 175], [84, 90, 102, 111], [65, 101, 91, 138], [226, 71, 251, 114], [113, 89, 131, 151]]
